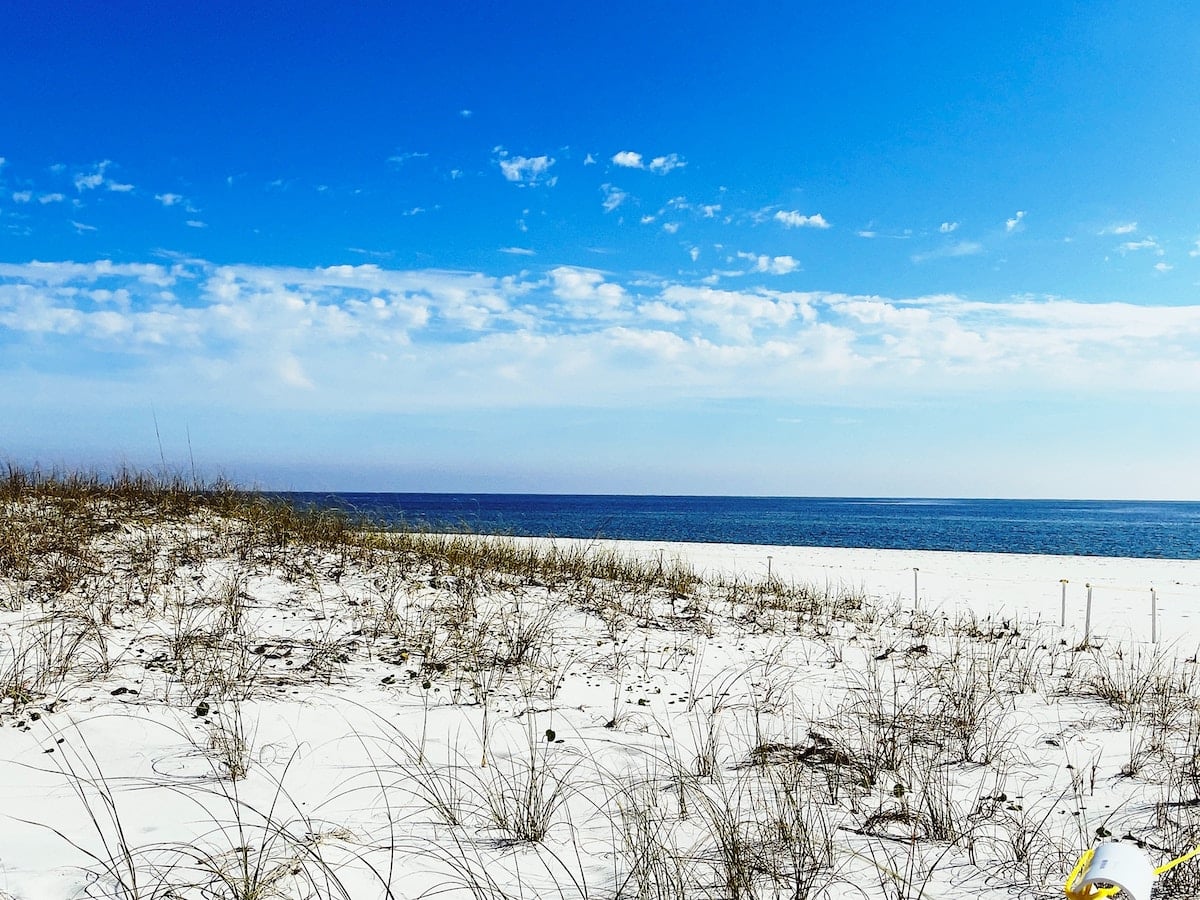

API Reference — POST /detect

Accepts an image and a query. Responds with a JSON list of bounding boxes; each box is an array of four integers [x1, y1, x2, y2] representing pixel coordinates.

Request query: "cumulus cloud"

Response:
[[662, 222, 680, 234], [11, 190, 32, 203], [186, 220, 207, 228], [1155, 262, 1173, 273], [939, 221, 959, 233], [1190, 239, 1200, 258], [1120, 238, 1163, 255], [600, 183, 627, 213], [648, 154, 685, 174], [107, 181, 134, 193], [499, 246, 535, 256], [497, 152, 556, 186], [1005, 210, 1026, 232], [74, 162, 110, 192], [155, 193, 184, 206], [39, 193, 65, 204], [1101, 222, 1138, 235], [736, 252, 799, 275], [584, 153, 596, 165], [775, 210, 830, 229], [612, 151, 643, 168], [6, 258, 1200, 413]]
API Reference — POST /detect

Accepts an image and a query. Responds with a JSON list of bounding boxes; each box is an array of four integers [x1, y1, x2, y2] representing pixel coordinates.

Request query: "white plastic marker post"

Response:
[[913, 567, 919, 608], [1084, 583, 1093, 644], [1151, 587, 1158, 644], [766, 555, 773, 581], [1060, 578, 1069, 627]]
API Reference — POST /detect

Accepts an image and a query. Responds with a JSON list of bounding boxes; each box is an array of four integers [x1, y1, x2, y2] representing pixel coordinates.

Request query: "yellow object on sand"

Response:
[[1065, 839, 1200, 900]]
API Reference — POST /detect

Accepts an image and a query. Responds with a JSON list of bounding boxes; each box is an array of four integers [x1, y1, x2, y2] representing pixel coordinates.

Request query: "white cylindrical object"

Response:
[[1078, 842, 1155, 900], [913, 567, 919, 608], [1084, 583, 1093, 642], [1061, 578, 1068, 627], [1151, 588, 1158, 644]]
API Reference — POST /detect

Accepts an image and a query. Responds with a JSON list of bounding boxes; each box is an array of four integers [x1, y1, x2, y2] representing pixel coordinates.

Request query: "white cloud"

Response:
[[911, 241, 983, 263], [107, 181, 134, 193], [688, 247, 700, 262], [8, 259, 1200, 415], [155, 193, 184, 206], [662, 222, 680, 234], [648, 154, 685, 174], [775, 210, 830, 229], [584, 153, 596, 165], [71, 221, 97, 233], [1120, 238, 1161, 253], [611, 151, 643, 169], [1155, 262, 1173, 273], [73, 161, 111, 192], [600, 183, 627, 213], [459, 109, 472, 118], [1005, 210, 1026, 232], [497, 153, 556, 185], [1190, 239, 1200, 258], [39, 193, 65, 204], [387, 151, 429, 165], [939, 221, 959, 233], [11, 190, 32, 203], [1101, 222, 1138, 235], [640, 215, 656, 224], [737, 252, 799, 275], [857, 230, 876, 238], [499, 246, 536, 256], [701, 204, 721, 218], [549, 266, 625, 314], [186, 220, 207, 228]]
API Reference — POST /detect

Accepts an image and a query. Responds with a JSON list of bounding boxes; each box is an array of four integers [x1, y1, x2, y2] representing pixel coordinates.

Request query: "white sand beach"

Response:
[[4, 501, 1200, 900]]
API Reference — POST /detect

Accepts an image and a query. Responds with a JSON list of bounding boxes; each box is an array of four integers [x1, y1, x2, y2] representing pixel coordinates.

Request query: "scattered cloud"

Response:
[[185, 220, 207, 228], [73, 161, 111, 192], [155, 193, 184, 207], [70, 220, 97, 233], [1005, 210, 1026, 232], [387, 151, 429, 166], [648, 154, 685, 174], [912, 241, 984, 263], [662, 222, 680, 234], [1190, 239, 1200, 258], [1155, 262, 1173, 273], [499, 246, 535, 256], [1120, 238, 1162, 254], [737, 252, 799, 275], [39, 193, 65, 204], [701, 204, 721, 218], [6, 259, 1200, 409], [11, 190, 32, 203], [584, 153, 596, 165], [107, 181, 134, 193], [689, 247, 700, 262], [600, 183, 627, 213], [612, 151, 643, 169], [939, 221, 959, 233], [857, 230, 876, 238], [459, 109, 472, 118], [640, 215, 656, 225], [775, 210, 830, 229], [1101, 221, 1138, 235], [496, 150, 557, 186]]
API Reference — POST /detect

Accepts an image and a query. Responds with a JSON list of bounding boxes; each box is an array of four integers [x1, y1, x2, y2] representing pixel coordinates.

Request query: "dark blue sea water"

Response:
[[281, 494, 1200, 560]]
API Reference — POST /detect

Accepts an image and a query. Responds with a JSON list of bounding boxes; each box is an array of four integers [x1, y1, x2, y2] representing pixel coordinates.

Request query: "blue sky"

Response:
[[2, 2, 1200, 497]]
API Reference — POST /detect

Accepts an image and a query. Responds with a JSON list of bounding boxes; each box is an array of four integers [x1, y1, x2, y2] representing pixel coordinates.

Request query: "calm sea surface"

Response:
[[281, 494, 1200, 560]]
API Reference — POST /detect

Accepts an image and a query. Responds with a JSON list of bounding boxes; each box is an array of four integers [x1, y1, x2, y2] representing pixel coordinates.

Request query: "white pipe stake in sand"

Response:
[[1060, 578, 1069, 627], [1084, 583, 1093, 642], [913, 567, 919, 608], [1151, 588, 1158, 644], [767, 555, 773, 580]]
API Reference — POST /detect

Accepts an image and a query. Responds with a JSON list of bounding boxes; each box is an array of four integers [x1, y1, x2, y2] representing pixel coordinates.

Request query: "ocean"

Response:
[[281, 494, 1200, 560]]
